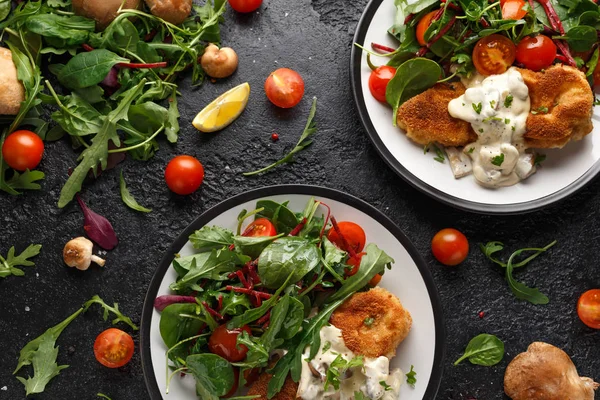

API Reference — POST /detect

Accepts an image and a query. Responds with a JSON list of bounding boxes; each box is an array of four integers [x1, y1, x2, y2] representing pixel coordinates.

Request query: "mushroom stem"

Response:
[[91, 254, 106, 267]]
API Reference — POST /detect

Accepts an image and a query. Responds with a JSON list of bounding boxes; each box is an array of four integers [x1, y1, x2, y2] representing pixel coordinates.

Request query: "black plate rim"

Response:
[[350, 0, 600, 215], [140, 184, 446, 400]]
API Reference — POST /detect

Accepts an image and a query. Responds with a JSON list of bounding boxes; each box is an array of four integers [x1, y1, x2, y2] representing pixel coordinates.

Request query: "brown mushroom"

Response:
[[63, 237, 106, 271], [144, 0, 192, 25], [504, 342, 599, 400], [0, 47, 25, 115], [72, 0, 141, 30], [200, 44, 239, 79]]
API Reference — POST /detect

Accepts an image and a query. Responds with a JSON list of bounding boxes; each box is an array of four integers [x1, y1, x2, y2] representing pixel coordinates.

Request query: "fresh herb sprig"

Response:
[[0, 244, 42, 278], [406, 365, 417, 387], [83, 295, 139, 331]]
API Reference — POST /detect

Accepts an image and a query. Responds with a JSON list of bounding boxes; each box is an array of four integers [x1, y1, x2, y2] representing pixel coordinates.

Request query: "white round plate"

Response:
[[141, 185, 445, 400], [351, 0, 600, 214]]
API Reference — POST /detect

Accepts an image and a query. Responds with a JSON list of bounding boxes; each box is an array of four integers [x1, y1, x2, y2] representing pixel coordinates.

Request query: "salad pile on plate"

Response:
[[154, 197, 400, 399]]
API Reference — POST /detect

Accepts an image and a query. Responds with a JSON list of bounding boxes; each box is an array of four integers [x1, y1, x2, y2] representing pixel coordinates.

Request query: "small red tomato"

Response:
[[271, 133, 279, 141], [208, 324, 252, 362], [472, 34, 516, 76], [93, 328, 135, 368], [516, 35, 557, 71], [242, 218, 277, 237], [500, 0, 527, 20], [327, 221, 366, 254], [431, 228, 469, 266], [368, 66, 396, 102], [2, 130, 44, 171], [577, 289, 600, 329], [164, 155, 205, 195], [228, 0, 262, 13], [416, 11, 438, 46], [368, 273, 382, 287], [264, 68, 305, 108]]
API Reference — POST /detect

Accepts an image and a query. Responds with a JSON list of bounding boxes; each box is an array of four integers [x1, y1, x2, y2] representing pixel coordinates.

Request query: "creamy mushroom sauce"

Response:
[[448, 68, 536, 187], [297, 325, 403, 400]]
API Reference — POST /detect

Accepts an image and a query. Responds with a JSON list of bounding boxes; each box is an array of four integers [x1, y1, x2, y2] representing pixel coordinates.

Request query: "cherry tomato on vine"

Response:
[[472, 34, 516, 76], [164, 155, 205, 195], [516, 35, 557, 72], [416, 11, 438, 46], [327, 221, 366, 254], [264, 68, 305, 108], [368, 66, 396, 102], [577, 289, 600, 329], [208, 324, 252, 362], [431, 228, 469, 266], [242, 218, 277, 237], [93, 328, 134, 368], [1, 130, 44, 171], [227, 0, 262, 13], [500, 0, 527, 20]]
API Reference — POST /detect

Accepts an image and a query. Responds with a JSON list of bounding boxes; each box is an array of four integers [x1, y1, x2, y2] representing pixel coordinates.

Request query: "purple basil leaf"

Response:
[[154, 295, 197, 312], [76, 195, 118, 250]]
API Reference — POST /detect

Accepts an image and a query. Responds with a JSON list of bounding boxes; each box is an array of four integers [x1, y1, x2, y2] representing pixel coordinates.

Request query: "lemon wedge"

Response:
[[192, 82, 250, 132]]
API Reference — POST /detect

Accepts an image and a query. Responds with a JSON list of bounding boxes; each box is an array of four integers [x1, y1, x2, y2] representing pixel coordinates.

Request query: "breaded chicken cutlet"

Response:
[[246, 287, 412, 399], [396, 65, 594, 149]]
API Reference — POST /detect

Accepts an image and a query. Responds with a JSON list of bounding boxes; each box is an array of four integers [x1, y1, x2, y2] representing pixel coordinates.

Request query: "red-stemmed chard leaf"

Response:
[[154, 295, 197, 311], [76, 195, 118, 250]]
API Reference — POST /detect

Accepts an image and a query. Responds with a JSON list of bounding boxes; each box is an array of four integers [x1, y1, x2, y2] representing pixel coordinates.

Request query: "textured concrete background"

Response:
[[1, 1, 599, 399]]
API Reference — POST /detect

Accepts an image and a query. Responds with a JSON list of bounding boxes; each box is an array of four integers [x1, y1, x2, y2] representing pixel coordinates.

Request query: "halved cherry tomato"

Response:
[[223, 368, 240, 398], [416, 11, 438, 46], [93, 328, 134, 368], [164, 155, 205, 195], [368, 66, 396, 102], [431, 228, 469, 266], [228, 0, 262, 13], [346, 252, 367, 276], [327, 221, 366, 254], [501, 0, 527, 20], [242, 218, 276, 237], [1, 130, 44, 171], [264, 68, 305, 108], [368, 273, 382, 287], [208, 324, 252, 362], [472, 34, 516, 76], [516, 35, 557, 72], [577, 289, 600, 329]]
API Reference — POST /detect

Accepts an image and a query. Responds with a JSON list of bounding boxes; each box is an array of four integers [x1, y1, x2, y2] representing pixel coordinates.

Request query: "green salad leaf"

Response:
[[120, 171, 152, 213], [16, 338, 68, 395], [190, 226, 235, 250], [454, 333, 504, 366], [186, 353, 235, 399], [257, 237, 320, 289], [171, 250, 248, 292], [0, 244, 42, 278], [83, 295, 139, 331], [255, 200, 299, 235], [160, 303, 204, 348], [58, 49, 128, 89]]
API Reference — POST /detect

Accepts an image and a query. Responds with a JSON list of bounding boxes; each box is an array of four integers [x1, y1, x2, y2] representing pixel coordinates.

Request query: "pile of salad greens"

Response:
[[0, 0, 226, 206], [154, 197, 395, 399], [367, 0, 600, 121]]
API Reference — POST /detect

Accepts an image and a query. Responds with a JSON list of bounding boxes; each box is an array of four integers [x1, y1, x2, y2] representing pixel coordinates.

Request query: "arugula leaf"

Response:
[[16, 339, 68, 395], [190, 226, 235, 249], [0, 244, 42, 278], [97, 394, 113, 400], [325, 354, 364, 390], [119, 171, 152, 213], [165, 88, 180, 143], [170, 250, 246, 292], [83, 295, 139, 330], [454, 333, 504, 366], [406, 365, 417, 387], [244, 97, 317, 175]]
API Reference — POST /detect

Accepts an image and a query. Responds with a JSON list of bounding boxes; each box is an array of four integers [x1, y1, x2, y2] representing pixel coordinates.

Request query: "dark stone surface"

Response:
[[1, 1, 599, 399]]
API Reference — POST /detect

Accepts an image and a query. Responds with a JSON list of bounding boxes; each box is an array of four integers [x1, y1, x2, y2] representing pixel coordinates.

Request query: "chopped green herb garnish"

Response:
[[423, 143, 430, 154], [324, 355, 364, 391], [467, 147, 475, 154], [531, 106, 549, 115], [491, 153, 505, 166], [511, 126, 516, 132], [406, 365, 417, 387], [363, 317, 374, 327], [478, 128, 484, 133], [504, 118, 510, 124], [482, 116, 503, 123], [379, 381, 392, 391], [489, 100, 496, 108], [322, 341, 332, 353], [504, 94, 513, 108], [472, 103, 482, 114], [433, 145, 445, 163], [534, 154, 546, 166], [594, 96, 600, 106]]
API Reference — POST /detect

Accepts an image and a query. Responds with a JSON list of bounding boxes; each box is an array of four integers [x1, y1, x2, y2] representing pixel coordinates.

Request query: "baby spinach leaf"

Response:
[[454, 333, 504, 366], [58, 49, 128, 89], [255, 200, 299, 235], [328, 243, 394, 302], [160, 303, 204, 348], [0, 0, 10, 22], [234, 234, 284, 260], [563, 25, 598, 51], [16, 338, 68, 395], [386, 58, 442, 126], [190, 226, 234, 250], [258, 237, 320, 289], [119, 171, 152, 213], [83, 295, 139, 331], [186, 354, 235, 399], [128, 102, 169, 134], [386, 51, 415, 67], [0, 244, 42, 278], [25, 14, 94, 47]]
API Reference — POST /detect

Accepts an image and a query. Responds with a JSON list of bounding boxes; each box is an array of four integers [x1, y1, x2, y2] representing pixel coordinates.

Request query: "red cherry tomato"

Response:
[[472, 34, 516, 76], [431, 228, 469, 266], [346, 252, 367, 276], [93, 328, 134, 368], [368, 66, 396, 102], [501, 0, 527, 20], [368, 273, 382, 287], [577, 289, 600, 329], [223, 368, 240, 398], [164, 155, 205, 195], [327, 221, 366, 254], [208, 324, 252, 362], [264, 68, 305, 108], [516, 35, 557, 72], [1, 130, 44, 171], [416, 11, 438, 46], [242, 218, 277, 237], [227, 0, 262, 13]]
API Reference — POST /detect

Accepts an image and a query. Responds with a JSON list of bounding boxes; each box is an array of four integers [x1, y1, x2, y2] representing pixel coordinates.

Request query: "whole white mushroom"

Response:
[[63, 237, 106, 271]]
